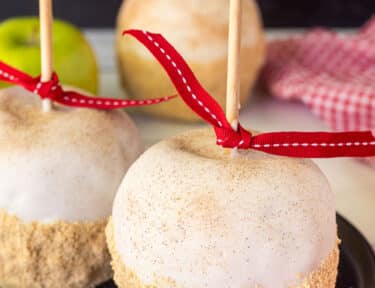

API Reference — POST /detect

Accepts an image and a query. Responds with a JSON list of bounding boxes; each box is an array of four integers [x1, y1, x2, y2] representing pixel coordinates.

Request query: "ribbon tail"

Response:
[[54, 91, 177, 110], [250, 131, 375, 158], [0, 60, 176, 109], [123, 30, 231, 129], [0, 61, 35, 88]]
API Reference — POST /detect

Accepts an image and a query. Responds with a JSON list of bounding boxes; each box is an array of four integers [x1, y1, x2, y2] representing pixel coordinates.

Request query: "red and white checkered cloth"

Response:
[[262, 17, 375, 167]]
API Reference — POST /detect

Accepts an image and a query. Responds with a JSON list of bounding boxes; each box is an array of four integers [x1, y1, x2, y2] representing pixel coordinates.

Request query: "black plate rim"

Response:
[[337, 213, 375, 260], [337, 213, 375, 287]]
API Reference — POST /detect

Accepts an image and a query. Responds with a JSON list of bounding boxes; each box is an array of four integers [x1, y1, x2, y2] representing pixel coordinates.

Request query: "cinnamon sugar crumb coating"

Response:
[[0, 210, 112, 288], [292, 243, 339, 288]]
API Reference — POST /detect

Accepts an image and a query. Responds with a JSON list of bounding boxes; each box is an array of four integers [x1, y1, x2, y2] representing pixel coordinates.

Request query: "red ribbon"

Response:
[[0, 61, 175, 109], [123, 30, 375, 158]]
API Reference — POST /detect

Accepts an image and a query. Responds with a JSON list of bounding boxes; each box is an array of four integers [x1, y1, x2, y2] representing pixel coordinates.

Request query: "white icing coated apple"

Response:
[[0, 86, 144, 223], [111, 129, 338, 288]]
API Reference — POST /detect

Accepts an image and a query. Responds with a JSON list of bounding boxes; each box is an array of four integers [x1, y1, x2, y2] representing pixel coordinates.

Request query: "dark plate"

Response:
[[99, 214, 375, 288], [336, 214, 375, 287]]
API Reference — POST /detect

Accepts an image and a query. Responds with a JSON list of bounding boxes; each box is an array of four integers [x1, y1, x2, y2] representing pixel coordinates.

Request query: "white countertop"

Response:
[[85, 29, 375, 249]]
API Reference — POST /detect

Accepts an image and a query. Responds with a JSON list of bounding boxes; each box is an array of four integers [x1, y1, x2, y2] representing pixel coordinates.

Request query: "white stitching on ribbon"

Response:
[[0, 69, 18, 82], [251, 141, 375, 149], [33, 82, 42, 95], [143, 31, 223, 128], [61, 94, 166, 107]]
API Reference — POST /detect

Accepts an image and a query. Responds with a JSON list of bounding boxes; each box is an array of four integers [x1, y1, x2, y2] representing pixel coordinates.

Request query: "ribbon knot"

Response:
[[215, 125, 252, 149], [0, 60, 174, 110], [31, 73, 63, 100], [122, 29, 375, 158]]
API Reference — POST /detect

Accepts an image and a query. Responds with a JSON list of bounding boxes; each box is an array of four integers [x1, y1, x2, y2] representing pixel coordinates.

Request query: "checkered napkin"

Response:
[[262, 17, 375, 167]]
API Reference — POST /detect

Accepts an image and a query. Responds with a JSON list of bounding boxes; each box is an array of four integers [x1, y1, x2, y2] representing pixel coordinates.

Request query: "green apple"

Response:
[[0, 17, 98, 93]]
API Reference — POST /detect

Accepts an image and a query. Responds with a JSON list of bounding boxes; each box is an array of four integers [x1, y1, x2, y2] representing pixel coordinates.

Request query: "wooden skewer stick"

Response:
[[39, 0, 54, 112], [226, 0, 242, 131]]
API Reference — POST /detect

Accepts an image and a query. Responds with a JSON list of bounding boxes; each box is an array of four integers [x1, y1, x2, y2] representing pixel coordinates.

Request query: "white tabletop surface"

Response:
[[85, 29, 375, 249]]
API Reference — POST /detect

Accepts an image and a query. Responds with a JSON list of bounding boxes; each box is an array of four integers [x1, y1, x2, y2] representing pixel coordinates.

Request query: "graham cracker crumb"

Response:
[[291, 241, 340, 288], [0, 210, 112, 288]]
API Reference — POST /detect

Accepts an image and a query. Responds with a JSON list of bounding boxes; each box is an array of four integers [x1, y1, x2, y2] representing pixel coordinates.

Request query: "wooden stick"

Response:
[[39, 0, 54, 112], [226, 0, 242, 130]]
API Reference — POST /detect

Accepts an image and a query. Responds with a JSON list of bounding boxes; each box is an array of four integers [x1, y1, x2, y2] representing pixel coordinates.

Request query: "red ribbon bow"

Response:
[[0, 61, 175, 109], [123, 30, 375, 158]]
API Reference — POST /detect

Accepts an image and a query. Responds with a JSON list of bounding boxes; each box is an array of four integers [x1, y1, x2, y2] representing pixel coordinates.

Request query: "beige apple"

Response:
[[116, 0, 265, 122]]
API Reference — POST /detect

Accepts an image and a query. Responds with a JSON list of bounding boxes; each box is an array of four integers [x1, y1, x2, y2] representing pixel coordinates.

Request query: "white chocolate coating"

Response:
[[112, 129, 337, 288], [118, 0, 264, 61], [0, 87, 144, 223]]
